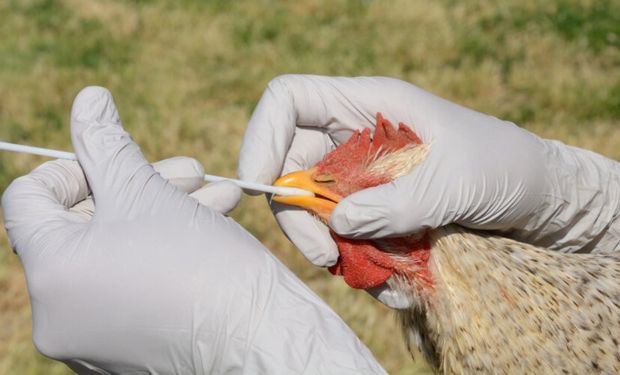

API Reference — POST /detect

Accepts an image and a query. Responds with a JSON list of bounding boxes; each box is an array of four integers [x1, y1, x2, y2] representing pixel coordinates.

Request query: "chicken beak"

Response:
[[272, 168, 342, 221]]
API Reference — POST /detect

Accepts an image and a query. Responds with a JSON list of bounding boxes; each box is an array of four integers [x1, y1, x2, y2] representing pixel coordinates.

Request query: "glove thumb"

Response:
[[70, 86, 174, 219], [329, 149, 454, 239]]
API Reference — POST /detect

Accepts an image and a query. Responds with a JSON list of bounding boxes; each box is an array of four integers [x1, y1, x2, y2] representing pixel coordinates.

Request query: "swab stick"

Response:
[[0, 141, 313, 197]]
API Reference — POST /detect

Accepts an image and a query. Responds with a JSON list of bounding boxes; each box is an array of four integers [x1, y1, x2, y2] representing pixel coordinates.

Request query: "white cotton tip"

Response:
[[203, 174, 313, 197]]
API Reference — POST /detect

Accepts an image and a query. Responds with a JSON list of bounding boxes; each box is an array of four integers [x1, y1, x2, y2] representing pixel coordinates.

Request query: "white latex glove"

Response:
[[238, 75, 620, 306], [2, 86, 386, 375]]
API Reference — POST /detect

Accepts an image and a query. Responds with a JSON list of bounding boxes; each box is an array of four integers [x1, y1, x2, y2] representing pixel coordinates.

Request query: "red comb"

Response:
[[316, 113, 422, 196], [371, 112, 422, 154]]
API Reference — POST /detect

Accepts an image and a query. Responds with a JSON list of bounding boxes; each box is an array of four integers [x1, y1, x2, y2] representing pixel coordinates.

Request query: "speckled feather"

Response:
[[393, 226, 620, 374]]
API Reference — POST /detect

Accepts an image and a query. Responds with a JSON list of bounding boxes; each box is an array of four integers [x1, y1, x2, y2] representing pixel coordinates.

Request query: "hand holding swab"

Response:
[[0, 141, 313, 197]]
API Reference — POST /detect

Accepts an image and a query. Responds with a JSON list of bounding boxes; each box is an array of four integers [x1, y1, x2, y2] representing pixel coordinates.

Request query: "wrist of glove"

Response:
[[503, 139, 620, 253]]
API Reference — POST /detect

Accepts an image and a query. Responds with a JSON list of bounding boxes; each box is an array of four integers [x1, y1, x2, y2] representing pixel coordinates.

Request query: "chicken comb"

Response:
[[318, 113, 421, 175], [371, 112, 422, 155]]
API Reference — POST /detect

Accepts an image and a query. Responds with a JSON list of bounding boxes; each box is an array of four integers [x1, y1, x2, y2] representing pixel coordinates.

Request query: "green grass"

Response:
[[0, 0, 618, 373]]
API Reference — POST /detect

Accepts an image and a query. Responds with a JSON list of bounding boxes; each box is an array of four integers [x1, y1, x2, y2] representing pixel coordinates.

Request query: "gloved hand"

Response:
[[238, 75, 620, 307], [2, 86, 386, 375]]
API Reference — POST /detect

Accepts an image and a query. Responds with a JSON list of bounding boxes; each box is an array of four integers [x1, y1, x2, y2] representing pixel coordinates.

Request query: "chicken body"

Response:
[[273, 114, 620, 373], [400, 226, 620, 373]]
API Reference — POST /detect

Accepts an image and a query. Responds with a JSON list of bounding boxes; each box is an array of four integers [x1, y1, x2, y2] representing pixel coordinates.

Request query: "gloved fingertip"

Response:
[[71, 86, 120, 124], [153, 156, 205, 193], [330, 181, 425, 239], [329, 194, 389, 239], [303, 244, 339, 267], [190, 180, 242, 214], [272, 206, 340, 267], [189, 158, 204, 176], [328, 203, 355, 234], [296, 226, 340, 267]]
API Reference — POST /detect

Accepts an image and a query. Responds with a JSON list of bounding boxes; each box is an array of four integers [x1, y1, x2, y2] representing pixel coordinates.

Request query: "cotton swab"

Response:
[[200, 173, 313, 196], [0, 141, 313, 197]]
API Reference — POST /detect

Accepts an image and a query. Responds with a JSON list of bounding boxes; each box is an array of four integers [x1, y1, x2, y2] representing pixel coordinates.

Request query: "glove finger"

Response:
[[70, 86, 180, 219], [238, 75, 396, 186], [267, 129, 338, 266], [2, 159, 90, 254], [189, 180, 241, 214], [152, 156, 205, 193]]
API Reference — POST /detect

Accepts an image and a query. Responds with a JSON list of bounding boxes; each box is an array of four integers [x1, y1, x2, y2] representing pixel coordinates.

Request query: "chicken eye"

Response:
[[313, 174, 335, 183]]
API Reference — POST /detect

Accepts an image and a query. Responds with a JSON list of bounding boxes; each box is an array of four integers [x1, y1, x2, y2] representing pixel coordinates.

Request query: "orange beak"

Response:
[[272, 167, 342, 222]]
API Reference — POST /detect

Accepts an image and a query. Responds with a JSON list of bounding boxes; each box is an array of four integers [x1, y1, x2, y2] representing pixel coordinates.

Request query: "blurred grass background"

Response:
[[0, 0, 618, 373]]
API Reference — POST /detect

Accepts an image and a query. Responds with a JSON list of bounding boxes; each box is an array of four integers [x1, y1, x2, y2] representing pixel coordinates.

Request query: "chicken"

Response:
[[272, 113, 620, 374]]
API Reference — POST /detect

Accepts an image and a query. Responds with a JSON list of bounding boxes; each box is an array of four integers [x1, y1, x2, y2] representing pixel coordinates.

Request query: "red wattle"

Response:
[[328, 232, 432, 289], [328, 238, 394, 289]]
